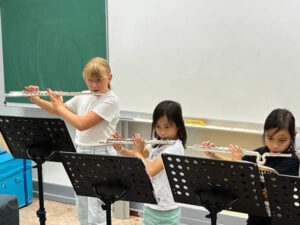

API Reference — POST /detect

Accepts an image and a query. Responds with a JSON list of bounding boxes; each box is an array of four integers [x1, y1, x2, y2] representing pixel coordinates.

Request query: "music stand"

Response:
[[59, 152, 157, 225], [162, 154, 269, 225], [264, 172, 300, 225], [0, 116, 76, 225]]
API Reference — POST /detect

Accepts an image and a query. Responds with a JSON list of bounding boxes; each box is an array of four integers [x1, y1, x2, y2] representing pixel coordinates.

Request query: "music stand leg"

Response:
[[195, 189, 237, 225], [93, 183, 129, 225], [102, 202, 112, 225], [209, 207, 217, 225], [35, 162, 46, 225], [204, 206, 218, 225]]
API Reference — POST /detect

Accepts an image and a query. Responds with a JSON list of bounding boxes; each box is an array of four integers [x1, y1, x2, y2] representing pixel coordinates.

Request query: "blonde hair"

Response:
[[83, 57, 112, 88]]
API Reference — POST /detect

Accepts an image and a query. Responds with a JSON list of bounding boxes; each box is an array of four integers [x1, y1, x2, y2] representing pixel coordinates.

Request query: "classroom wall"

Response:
[[0, 1, 268, 189], [108, 0, 300, 125], [0, 3, 261, 188], [126, 122, 262, 152]]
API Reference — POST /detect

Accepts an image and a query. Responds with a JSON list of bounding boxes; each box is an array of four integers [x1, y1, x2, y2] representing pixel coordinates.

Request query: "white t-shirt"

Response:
[[144, 139, 184, 211], [65, 90, 120, 146]]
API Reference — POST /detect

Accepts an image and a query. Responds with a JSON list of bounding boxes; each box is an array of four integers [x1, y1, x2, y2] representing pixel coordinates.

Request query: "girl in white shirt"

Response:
[[25, 57, 120, 225], [113, 100, 186, 225]]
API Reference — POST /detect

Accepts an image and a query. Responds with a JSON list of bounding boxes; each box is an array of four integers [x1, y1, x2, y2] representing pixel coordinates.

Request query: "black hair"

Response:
[[263, 108, 296, 153], [151, 100, 187, 148]]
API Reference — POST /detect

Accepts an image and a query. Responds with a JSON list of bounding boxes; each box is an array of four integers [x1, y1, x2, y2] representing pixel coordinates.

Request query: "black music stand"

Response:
[[0, 116, 76, 225], [59, 152, 157, 225], [162, 154, 269, 225], [264, 172, 300, 225]]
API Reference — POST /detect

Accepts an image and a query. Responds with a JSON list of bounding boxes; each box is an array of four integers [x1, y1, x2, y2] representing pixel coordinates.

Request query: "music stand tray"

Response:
[[162, 153, 269, 225], [264, 172, 300, 225], [60, 152, 157, 225], [0, 115, 76, 225]]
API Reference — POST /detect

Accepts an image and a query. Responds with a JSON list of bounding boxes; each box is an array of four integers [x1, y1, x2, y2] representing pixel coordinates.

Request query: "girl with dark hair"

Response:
[[203, 108, 300, 225], [113, 100, 187, 225]]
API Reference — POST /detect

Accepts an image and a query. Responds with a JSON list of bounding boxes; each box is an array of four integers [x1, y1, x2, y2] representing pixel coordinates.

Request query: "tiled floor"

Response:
[[20, 198, 142, 225]]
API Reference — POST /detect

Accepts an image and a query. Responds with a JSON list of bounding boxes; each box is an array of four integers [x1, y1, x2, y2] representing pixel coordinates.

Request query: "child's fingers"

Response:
[[200, 141, 206, 146], [133, 133, 142, 141], [134, 133, 141, 139], [200, 141, 209, 147], [112, 144, 122, 151], [46, 88, 55, 101], [208, 142, 215, 147], [25, 85, 39, 92], [230, 144, 242, 152], [46, 88, 54, 96], [201, 141, 215, 148], [112, 133, 122, 139], [230, 144, 243, 160], [205, 151, 215, 156]]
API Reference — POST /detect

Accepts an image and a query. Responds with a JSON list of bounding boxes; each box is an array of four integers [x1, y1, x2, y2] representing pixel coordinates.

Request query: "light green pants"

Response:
[[143, 206, 181, 225]]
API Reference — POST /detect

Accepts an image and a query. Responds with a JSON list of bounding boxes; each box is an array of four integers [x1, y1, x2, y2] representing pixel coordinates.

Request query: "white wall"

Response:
[[109, 0, 300, 124], [1, 1, 284, 188]]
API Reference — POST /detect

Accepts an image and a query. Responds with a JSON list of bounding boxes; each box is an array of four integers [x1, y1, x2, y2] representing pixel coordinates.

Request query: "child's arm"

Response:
[[136, 153, 164, 177], [112, 133, 149, 158], [230, 144, 243, 161], [201, 141, 243, 161], [201, 140, 232, 161], [25, 85, 59, 115], [133, 133, 163, 177], [48, 89, 103, 131]]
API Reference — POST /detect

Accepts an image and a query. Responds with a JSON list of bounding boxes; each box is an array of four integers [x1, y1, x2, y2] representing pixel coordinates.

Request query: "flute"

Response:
[[5, 91, 106, 97], [99, 138, 176, 145], [187, 145, 291, 165]]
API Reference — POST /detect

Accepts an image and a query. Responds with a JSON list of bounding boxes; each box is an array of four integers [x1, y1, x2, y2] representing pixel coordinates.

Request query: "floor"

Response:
[[19, 198, 142, 225]]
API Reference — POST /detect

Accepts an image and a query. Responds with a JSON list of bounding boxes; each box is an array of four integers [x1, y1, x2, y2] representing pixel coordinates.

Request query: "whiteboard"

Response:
[[108, 0, 300, 124]]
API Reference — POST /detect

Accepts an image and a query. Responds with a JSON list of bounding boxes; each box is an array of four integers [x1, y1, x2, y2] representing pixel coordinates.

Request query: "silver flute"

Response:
[[187, 145, 291, 165], [99, 138, 176, 145], [5, 91, 105, 97]]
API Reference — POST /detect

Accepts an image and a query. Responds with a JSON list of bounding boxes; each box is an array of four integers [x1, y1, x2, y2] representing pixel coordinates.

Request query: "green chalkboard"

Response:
[[1, 0, 107, 103]]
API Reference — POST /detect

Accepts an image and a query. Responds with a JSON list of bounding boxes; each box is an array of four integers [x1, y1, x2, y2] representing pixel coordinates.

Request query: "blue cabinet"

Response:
[[0, 149, 32, 208]]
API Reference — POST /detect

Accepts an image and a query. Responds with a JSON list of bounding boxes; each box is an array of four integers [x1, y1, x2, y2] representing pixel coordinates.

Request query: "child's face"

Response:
[[155, 116, 178, 140], [264, 128, 291, 153], [84, 74, 112, 92]]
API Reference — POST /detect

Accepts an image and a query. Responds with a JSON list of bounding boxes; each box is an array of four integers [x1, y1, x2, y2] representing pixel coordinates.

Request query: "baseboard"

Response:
[[33, 181, 75, 204], [32, 181, 247, 225]]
